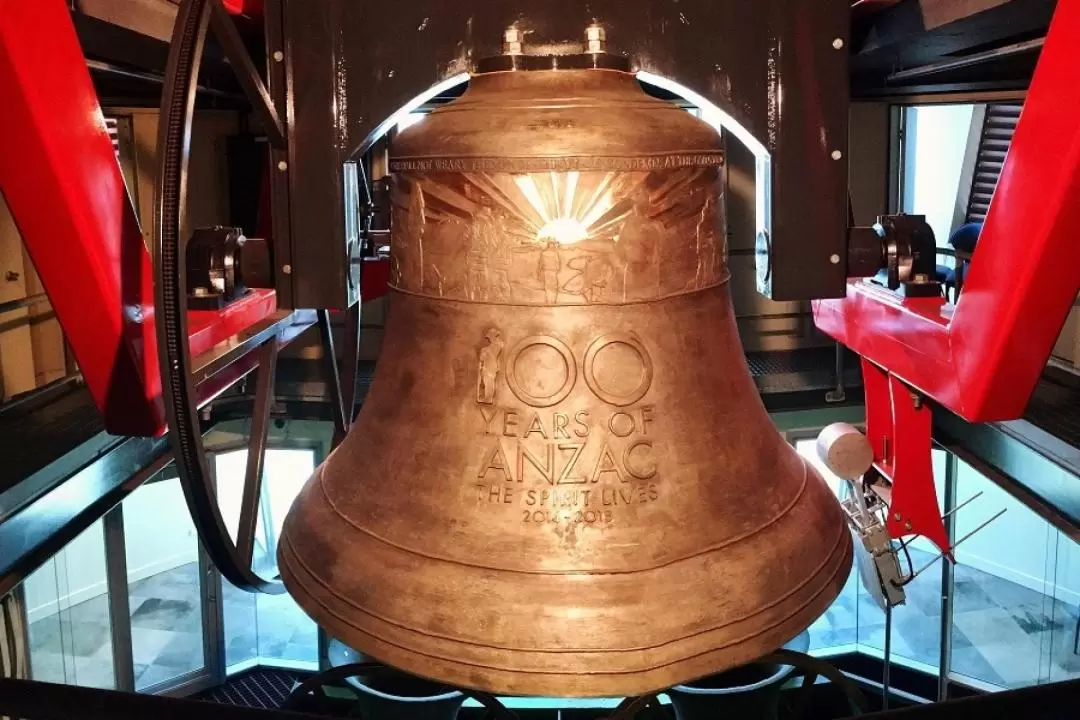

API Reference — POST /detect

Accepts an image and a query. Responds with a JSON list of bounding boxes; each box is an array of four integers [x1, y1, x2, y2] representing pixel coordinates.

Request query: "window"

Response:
[[947, 457, 1080, 690], [216, 448, 319, 672], [22, 519, 115, 689], [901, 104, 977, 249], [122, 474, 207, 690], [796, 437, 948, 676]]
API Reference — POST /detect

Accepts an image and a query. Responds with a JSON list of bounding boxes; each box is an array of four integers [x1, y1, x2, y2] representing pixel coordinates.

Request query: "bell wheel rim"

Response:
[[154, 0, 283, 593]]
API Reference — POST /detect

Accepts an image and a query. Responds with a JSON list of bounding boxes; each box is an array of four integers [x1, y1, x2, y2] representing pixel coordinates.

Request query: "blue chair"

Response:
[[937, 222, 983, 301]]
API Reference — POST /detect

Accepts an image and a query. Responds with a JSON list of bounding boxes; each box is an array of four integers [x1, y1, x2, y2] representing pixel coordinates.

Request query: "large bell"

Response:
[[279, 63, 852, 697]]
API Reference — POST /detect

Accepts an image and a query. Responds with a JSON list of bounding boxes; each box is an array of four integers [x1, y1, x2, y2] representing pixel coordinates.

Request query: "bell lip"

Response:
[[667, 630, 812, 696], [278, 532, 853, 698]]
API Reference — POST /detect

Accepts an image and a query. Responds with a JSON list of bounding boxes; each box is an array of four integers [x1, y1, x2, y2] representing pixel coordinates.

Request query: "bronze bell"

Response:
[[279, 62, 852, 697]]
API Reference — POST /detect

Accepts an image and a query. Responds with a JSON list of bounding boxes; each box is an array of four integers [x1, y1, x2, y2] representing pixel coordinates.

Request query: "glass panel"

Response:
[[218, 448, 319, 672], [23, 519, 115, 689], [795, 439, 858, 654], [949, 457, 1055, 689], [852, 450, 946, 674], [123, 472, 206, 690], [214, 450, 273, 577], [797, 436, 947, 672], [901, 104, 976, 248], [1049, 527, 1080, 684]]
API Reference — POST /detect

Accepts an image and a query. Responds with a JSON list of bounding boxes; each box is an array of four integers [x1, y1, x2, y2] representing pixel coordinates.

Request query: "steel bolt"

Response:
[[277, 160, 288, 171], [282, 264, 292, 275], [585, 23, 607, 54], [503, 26, 524, 56], [831, 150, 843, 161], [272, 50, 284, 62], [905, 522, 913, 531], [894, 512, 902, 522], [830, 254, 841, 265], [833, 38, 845, 50]]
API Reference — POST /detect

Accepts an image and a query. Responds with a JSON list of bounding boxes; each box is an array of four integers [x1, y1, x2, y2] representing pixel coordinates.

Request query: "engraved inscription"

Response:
[[390, 167, 728, 306], [469, 330, 663, 528], [505, 335, 577, 408], [390, 153, 725, 173]]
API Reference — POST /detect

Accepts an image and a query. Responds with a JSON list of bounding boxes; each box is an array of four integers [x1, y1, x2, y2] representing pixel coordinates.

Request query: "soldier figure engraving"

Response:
[[487, 211, 515, 301], [476, 328, 504, 405], [538, 240, 562, 304], [692, 192, 720, 289], [616, 185, 663, 300]]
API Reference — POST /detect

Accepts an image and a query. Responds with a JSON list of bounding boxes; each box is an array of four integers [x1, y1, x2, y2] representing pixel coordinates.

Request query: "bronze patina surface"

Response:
[[279, 67, 852, 697]]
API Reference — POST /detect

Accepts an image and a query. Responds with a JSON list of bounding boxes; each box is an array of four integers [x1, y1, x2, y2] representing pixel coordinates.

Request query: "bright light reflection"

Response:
[[360, 72, 470, 152], [514, 172, 616, 245], [538, 217, 589, 245], [395, 112, 426, 133]]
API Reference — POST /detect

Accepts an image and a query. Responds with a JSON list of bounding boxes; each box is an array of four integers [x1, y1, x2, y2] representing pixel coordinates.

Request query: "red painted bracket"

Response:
[[360, 258, 391, 302], [0, 0, 276, 437], [815, 0, 1080, 425], [863, 359, 950, 555], [222, 0, 264, 17], [816, 3, 1080, 553]]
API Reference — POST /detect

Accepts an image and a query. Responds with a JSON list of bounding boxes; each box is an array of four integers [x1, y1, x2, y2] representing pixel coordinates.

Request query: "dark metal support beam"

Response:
[[236, 340, 278, 565], [318, 310, 349, 443], [103, 507, 135, 692], [208, 0, 286, 147]]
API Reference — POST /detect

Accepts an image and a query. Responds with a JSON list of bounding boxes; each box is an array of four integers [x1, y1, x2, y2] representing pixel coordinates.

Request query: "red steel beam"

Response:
[[0, 0, 276, 436], [814, 0, 1080, 424]]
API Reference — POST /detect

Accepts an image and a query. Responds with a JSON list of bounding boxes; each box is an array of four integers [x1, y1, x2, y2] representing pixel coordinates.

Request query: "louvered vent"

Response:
[[966, 103, 1023, 223], [104, 116, 120, 161]]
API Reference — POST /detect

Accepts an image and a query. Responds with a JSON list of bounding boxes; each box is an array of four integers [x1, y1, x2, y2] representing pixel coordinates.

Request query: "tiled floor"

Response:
[[808, 548, 1080, 689], [27, 561, 317, 690], [28, 554, 1080, 693]]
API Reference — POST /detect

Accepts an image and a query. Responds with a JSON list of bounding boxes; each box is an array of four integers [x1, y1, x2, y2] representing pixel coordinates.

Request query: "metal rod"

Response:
[[85, 59, 244, 103], [909, 508, 1008, 581], [208, 0, 286, 148], [938, 451, 959, 702], [827, 342, 847, 403], [0, 293, 48, 315], [883, 603, 892, 710], [941, 491, 983, 520], [888, 37, 1045, 83]]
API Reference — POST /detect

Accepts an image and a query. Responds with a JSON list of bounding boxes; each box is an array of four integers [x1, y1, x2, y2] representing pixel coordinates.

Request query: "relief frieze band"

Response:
[[390, 166, 728, 307]]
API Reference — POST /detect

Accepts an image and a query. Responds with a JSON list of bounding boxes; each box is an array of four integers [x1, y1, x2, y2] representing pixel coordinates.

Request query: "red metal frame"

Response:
[[814, 1, 1080, 552], [0, 0, 276, 437], [222, 0, 264, 16]]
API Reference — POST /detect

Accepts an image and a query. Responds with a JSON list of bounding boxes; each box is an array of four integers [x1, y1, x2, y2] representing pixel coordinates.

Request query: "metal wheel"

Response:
[[153, 0, 309, 592]]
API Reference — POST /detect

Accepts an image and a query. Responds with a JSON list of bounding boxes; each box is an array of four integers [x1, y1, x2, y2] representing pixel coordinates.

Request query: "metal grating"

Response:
[[197, 669, 306, 710], [966, 103, 1023, 224]]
